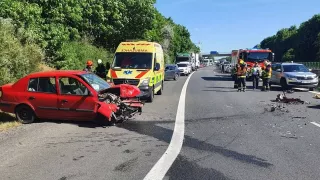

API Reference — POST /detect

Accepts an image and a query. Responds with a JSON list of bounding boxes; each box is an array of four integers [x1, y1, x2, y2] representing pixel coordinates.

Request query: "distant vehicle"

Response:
[[0, 70, 143, 125], [176, 53, 196, 71], [194, 53, 200, 70], [270, 62, 319, 91], [107, 40, 165, 102], [165, 64, 180, 80], [177, 62, 192, 76]]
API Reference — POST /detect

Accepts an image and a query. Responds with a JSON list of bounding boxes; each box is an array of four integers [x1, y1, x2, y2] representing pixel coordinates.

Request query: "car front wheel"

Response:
[[280, 78, 289, 90], [15, 105, 36, 124]]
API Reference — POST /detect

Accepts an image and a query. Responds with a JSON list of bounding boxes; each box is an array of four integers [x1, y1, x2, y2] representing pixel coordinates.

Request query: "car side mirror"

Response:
[[154, 63, 160, 71], [309, 69, 312, 72]]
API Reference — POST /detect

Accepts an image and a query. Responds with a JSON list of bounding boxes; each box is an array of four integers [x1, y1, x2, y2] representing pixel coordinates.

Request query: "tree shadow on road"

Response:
[[118, 120, 273, 169]]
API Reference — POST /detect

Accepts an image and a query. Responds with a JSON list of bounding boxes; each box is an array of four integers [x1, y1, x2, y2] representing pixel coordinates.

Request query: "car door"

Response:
[[273, 64, 282, 84], [25, 77, 59, 119], [57, 76, 97, 121], [165, 66, 172, 79], [169, 66, 175, 78], [175, 65, 179, 76]]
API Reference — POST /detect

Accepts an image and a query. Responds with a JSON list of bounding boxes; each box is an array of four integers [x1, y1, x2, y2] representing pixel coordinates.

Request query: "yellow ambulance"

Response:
[[107, 40, 165, 102]]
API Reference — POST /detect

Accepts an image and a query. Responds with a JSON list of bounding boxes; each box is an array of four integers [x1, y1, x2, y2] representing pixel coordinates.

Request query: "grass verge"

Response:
[[0, 111, 21, 132]]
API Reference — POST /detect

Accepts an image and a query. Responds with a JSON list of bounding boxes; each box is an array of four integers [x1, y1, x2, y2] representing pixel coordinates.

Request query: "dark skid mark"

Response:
[[73, 156, 84, 161], [114, 157, 138, 172], [123, 149, 135, 154], [120, 121, 273, 168], [58, 177, 67, 180], [167, 155, 233, 180]]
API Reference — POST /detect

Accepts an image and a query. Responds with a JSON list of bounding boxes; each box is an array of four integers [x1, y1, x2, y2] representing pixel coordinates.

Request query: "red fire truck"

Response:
[[231, 48, 274, 80]]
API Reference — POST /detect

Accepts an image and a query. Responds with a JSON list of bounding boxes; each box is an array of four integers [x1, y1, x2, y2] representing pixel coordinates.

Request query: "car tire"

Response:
[[280, 78, 289, 90], [15, 105, 35, 124], [157, 81, 163, 95], [147, 86, 154, 102], [94, 113, 116, 126], [174, 74, 178, 81], [309, 87, 315, 91]]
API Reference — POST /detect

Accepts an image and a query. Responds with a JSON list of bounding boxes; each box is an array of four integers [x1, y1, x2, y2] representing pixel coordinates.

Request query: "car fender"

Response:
[[97, 102, 118, 120]]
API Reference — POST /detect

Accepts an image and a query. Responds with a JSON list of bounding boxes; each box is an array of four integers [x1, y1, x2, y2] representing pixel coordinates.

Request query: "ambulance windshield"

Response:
[[113, 53, 153, 69]]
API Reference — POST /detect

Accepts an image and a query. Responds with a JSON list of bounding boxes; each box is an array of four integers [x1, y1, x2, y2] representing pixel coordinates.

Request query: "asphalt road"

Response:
[[1, 66, 320, 180]]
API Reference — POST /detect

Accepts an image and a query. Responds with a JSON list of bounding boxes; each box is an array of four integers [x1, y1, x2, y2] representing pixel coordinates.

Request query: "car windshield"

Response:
[[166, 66, 175, 70], [283, 65, 309, 72], [246, 52, 270, 62], [79, 73, 111, 92], [112, 52, 153, 69], [177, 64, 187, 67], [176, 57, 189, 63]]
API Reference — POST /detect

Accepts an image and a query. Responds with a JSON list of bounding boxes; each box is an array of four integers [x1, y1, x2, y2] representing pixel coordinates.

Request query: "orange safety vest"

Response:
[[237, 66, 247, 78]]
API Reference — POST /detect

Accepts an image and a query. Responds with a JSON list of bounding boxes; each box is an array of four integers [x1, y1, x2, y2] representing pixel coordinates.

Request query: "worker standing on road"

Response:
[[221, 63, 225, 73], [251, 62, 261, 90], [83, 60, 93, 72], [95, 59, 107, 79], [261, 60, 272, 91], [233, 64, 239, 88], [237, 60, 247, 92]]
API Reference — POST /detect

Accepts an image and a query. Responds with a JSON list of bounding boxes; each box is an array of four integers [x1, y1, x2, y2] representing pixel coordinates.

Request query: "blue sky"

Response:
[[155, 0, 320, 53]]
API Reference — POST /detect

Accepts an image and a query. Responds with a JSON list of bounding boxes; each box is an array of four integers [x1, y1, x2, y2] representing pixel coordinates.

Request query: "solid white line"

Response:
[[311, 122, 320, 128], [143, 72, 194, 180]]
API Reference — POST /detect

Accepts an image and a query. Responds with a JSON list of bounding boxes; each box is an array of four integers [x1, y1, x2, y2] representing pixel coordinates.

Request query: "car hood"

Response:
[[284, 72, 315, 76], [178, 67, 187, 69], [99, 84, 141, 98]]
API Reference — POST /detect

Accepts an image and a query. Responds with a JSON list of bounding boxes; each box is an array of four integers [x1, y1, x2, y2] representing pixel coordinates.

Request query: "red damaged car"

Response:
[[0, 70, 143, 125]]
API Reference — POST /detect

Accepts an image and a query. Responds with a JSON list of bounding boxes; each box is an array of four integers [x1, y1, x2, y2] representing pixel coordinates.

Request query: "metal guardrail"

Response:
[[295, 62, 320, 70]]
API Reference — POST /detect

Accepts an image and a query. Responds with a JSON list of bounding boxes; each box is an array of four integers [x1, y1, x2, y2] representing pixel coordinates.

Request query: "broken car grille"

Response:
[[113, 79, 140, 86]]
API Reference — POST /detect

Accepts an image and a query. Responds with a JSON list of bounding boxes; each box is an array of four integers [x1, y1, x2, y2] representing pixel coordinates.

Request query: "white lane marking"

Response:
[[311, 122, 320, 128], [143, 72, 194, 180]]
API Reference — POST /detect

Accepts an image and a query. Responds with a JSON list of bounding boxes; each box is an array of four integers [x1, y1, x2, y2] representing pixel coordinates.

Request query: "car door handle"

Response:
[[62, 99, 68, 103], [29, 96, 35, 100]]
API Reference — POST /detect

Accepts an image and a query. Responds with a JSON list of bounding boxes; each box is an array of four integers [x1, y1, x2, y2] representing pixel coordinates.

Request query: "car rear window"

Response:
[[28, 77, 56, 93]]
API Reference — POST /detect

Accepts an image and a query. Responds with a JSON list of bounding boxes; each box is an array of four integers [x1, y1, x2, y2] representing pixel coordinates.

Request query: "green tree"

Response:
[[260, 14, 320, 62], [0, 18, 43, 85]]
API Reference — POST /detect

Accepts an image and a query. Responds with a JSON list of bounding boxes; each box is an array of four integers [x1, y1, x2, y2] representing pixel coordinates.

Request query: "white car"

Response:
[[270, 62, 319, 91], [177, 62, 192, 76]]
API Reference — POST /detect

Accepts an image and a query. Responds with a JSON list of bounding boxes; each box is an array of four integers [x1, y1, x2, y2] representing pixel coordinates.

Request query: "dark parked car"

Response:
[[165, 64, 180, 81]]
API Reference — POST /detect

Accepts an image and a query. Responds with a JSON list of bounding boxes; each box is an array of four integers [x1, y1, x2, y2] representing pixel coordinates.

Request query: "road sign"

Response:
[[210, 51, 218, 55]]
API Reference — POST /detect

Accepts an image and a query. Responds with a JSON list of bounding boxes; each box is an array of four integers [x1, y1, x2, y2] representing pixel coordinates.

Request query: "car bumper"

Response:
[[287, 78, 319, 88], [137, 85, 152, 98], [0, 101, 15, 113]]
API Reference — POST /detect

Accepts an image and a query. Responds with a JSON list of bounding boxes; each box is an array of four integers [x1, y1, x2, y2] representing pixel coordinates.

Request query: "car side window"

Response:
[[59, 77, 89, 96], [27, 77, 56, 93]]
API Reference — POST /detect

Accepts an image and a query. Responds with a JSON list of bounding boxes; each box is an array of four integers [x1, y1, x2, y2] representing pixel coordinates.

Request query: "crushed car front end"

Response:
[[97, 84, 144, 124]]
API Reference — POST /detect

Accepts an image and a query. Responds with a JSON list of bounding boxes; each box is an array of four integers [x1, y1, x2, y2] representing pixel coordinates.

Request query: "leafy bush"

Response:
[[55, 41, 112, 70], [0, 18, 43, 85]]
